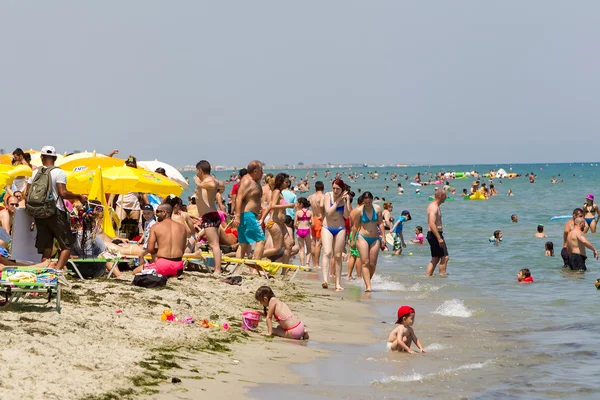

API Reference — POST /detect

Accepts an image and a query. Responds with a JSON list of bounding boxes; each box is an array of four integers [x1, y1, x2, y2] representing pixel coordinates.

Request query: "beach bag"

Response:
[[132, 270, 167, 288], [26, 166, 58, 219]]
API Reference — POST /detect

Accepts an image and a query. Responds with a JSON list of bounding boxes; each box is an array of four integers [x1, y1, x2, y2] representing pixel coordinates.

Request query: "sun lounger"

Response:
[[0, 267, 65, 313], [198, 252, 311, 281], [66, 256, 123, 279]]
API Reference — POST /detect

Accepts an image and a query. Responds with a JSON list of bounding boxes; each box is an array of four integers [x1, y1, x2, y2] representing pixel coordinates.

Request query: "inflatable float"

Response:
[[410, 182, 421, 187], [385, 233, 394, 247], [464, 191, 487, 200], [429, 197, 454, 201], [550, 215, 572, 221]]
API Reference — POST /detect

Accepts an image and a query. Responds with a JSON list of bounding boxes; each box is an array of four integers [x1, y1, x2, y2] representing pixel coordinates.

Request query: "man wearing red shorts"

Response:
[[135, 204, 187, 277]]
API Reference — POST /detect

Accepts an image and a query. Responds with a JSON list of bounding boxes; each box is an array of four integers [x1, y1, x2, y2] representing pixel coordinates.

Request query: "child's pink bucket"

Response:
[[242, 310, 261, 330]]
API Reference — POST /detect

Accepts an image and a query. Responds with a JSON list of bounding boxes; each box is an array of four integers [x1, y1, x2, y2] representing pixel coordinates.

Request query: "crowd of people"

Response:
[[4, 147, 600, 348]]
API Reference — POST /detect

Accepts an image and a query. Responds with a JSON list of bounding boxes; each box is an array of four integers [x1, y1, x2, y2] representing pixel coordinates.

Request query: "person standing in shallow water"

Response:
[[426, 190, 449, 276], [350, 191, 384, 292]]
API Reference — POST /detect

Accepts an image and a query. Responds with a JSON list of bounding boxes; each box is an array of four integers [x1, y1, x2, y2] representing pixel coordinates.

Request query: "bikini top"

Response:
[[361, 206, 377, 223], [274, 313, 295, 322], [298, 209, 310, 221], [584, 203, 595, 214], [330, 193, 344, 214]]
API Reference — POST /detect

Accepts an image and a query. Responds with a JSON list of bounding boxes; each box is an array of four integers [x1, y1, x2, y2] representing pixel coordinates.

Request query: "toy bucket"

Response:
[[242, 310, 261, 330]]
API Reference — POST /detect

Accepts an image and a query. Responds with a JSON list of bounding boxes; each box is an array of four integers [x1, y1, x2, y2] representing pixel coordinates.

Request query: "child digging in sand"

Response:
[[387, 306, 426, 354], [255, 286, 309, 340]]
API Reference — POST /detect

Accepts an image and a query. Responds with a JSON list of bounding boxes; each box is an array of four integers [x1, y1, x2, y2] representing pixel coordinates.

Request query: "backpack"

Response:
[[26, 166, 60, 219]]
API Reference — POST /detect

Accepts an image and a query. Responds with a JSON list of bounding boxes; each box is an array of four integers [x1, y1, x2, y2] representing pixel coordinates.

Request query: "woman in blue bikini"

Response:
[[321, 178, 351, 291], [583, 194, 599, 233], [350, 191, 384, 292]]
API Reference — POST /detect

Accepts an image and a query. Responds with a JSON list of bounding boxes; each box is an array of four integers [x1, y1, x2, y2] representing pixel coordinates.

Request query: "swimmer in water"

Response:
[[545, 241, 554, 257], [583, 194, 599, 233], [490, 230, 502, 243], [535, 225, 547, 238], [410, 226, 424, 244], [517, 269, 534, 283], [507, 189, 514, 196], [511, 214, 518, 223]]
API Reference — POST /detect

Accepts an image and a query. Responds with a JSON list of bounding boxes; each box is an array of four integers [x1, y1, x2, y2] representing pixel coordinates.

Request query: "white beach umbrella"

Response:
[[138, 160, 189, 190]]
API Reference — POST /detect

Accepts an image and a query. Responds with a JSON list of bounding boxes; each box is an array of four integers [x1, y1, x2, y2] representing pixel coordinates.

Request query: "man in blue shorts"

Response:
[[233, 160, 266, 261]]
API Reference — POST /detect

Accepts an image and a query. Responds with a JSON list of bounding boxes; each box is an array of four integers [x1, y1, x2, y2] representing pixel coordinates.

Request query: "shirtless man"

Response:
[[0, 196, 18, 237], [233, 160, 266, 261], [168, 196, 197, 252], [562, 208, 586, 267], [566, 217, 598, 271], [195, 160, 225, 274], [132, 204, 187, 277], [308, 181, 325, 268], [426, 190, 449, 276]]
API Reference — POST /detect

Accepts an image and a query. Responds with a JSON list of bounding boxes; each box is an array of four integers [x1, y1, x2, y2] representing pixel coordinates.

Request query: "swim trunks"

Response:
[[200, 211, 221, 229], [392, 233, 403, 252], [568, 254, 587, 271], [427, 231, 448, 258], [561, 247, 569, 267], [144, 257, 184, 277], [238, 211, 265, 244], [311, 217, 323, 239]]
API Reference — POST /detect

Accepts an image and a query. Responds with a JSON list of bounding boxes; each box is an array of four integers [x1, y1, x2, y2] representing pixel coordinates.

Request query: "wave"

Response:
[[406, 282, 444, 292], [439, 360, 492, 376], [370, 275, 408, 291], [373, 360, 492, 385], [432, 299, 474, 318], [424, 343, 451, 352], [374, 371, 425, 383], [368, 276, 446, 293]]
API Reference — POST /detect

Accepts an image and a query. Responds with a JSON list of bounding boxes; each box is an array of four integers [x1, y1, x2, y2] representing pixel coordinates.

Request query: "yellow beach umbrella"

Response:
[[0, 173, 13, 188], [30, 153, 64, 168], [57, 151, 124, 173], [86, 167, 116, 238], [68, 166, 183, 196], [6, 164, 32, 178], [0, 154, 13, 165]]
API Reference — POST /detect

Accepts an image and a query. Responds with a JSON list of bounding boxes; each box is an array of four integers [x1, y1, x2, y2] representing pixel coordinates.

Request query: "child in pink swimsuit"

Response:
[[294, 197, 313, 267], [255, 286, 309, 340]]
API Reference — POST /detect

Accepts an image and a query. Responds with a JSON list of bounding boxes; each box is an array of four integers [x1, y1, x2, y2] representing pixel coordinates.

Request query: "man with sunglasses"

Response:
[[0, 196, 18, 246]]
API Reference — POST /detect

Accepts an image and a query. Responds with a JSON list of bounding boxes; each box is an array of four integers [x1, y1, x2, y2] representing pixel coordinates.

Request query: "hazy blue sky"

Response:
[[1, 2, 598, 167]]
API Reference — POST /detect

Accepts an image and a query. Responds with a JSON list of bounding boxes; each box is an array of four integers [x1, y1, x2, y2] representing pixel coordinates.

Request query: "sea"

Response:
[[181, 163, 600, 400]]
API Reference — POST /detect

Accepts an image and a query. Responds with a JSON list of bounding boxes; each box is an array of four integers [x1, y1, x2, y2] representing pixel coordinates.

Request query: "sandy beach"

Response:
[[0, 269, 373, 400]]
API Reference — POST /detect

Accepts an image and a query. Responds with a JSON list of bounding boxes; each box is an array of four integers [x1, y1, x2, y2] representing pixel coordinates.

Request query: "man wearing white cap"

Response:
[[26, 146, 87, 270]]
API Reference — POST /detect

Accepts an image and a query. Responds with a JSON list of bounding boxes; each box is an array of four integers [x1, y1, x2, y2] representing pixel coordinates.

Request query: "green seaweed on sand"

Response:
[[80, 388, 136, 400]]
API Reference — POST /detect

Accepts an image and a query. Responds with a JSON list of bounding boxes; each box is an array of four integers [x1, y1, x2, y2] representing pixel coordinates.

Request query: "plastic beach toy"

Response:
[[242, 310, 262, 330]]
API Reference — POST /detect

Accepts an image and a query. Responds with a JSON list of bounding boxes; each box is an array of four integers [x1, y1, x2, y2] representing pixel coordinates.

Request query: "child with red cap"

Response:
[[386, 305, 426, 354]]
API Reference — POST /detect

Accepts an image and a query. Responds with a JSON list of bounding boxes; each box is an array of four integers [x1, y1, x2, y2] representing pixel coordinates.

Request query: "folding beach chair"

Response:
[[0, 267, 65, 313], [66, 257, 122, 279]]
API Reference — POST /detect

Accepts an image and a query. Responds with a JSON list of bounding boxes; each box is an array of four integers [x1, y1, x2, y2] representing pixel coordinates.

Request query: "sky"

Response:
[[0, 1, 598, 167]]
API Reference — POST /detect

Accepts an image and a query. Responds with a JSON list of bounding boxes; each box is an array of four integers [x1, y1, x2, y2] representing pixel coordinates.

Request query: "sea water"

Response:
[[182, 163, 600, 399]]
